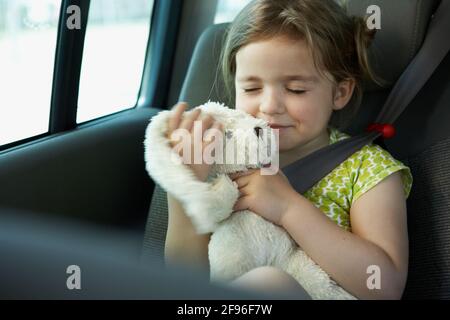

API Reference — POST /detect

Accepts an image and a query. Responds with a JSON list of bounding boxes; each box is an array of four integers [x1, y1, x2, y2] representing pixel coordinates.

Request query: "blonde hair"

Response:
[[220, 0, 382, 129]]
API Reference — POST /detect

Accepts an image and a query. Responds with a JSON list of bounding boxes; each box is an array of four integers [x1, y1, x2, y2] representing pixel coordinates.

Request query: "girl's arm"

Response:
[[281, 172, 408, 300], [165, 193, 211, 276], [163, 102, 219, 276]]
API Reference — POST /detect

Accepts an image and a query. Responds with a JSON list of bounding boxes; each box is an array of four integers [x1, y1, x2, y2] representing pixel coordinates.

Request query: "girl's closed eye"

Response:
[[243, 87, 261, 93], [286, 88, 307, 95], [242, 87, 307, 94]]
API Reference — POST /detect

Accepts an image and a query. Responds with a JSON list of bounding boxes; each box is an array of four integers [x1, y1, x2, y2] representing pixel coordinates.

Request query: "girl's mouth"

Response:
[[269, 124, 292, 130]]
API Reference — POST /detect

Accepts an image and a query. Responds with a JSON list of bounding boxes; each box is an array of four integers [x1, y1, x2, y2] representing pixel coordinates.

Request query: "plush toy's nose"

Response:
[[254, 127, 262, 137]]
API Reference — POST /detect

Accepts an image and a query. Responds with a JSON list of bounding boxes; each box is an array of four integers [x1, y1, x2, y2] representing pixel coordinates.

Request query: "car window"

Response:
[[214, 0, 253, 24], [214, 0, 347, 24], [76, 0, 154, 123], [0, 0, 61, 146]]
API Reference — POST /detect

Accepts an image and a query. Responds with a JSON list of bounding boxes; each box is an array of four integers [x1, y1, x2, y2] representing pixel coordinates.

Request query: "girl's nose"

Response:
[[259, 89, 285, 114]]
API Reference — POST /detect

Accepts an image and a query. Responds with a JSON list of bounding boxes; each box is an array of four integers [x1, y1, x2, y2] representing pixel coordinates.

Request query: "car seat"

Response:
[[141, 0, 450, 299]]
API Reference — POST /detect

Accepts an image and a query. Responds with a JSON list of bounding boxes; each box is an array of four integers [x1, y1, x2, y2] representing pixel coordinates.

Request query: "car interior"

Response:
[[0, 0, 449, 299]]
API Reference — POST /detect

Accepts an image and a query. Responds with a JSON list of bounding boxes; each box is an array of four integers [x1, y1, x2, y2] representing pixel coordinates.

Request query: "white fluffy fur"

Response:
[[144, 101, 356, 300]]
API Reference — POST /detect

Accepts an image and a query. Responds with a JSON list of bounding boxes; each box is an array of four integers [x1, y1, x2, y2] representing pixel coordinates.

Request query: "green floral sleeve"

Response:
[[351, 144, 413, 205]]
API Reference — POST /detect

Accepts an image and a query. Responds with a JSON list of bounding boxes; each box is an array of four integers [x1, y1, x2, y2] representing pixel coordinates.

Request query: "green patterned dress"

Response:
[[302, 127, 413, 231]]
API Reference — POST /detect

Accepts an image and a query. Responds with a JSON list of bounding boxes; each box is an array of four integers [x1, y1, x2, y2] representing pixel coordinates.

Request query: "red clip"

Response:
[[367, 123, 396, 139]]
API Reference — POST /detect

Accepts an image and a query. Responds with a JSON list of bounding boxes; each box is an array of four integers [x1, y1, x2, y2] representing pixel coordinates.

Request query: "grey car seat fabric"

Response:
[[142, 0, 449, 299]]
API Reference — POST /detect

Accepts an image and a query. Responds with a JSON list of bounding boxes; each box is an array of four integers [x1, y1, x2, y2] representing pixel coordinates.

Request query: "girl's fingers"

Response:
[[235, 175, 252, 189], [179, 108, 201, 132], [200, 115, 215, 137], [204, 121, 223, 144], [228, 172, 240, 180], [168, 102, 187, 135], [194, 114, 214, 141], [234, 178, 249, 189], [233, 196, 249, 212], [229, 169, 257, 180]]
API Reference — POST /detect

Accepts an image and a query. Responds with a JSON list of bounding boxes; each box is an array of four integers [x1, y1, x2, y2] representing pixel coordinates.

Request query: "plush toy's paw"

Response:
[[183, 174, 239, 234], [210, 174, 240, 219]]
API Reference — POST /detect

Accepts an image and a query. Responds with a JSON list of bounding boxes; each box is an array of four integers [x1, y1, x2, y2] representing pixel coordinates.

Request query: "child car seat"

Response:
[[142, 0, 450, 299]]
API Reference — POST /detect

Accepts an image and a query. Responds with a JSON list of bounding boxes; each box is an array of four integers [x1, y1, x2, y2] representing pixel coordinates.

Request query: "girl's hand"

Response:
[[166, 102, 223, 182], [229, 169, 297, 226]]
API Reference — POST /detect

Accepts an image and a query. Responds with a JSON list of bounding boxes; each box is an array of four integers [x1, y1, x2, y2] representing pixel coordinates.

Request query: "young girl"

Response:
[[164, 0, 412, 300]]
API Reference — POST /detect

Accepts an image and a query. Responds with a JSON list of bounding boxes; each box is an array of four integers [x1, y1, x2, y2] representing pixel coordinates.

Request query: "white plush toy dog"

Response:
[[144, 101, 355, 300]]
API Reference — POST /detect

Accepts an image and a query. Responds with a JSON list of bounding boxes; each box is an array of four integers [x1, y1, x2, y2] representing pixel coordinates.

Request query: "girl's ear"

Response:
[[333, 79, 356, 110]]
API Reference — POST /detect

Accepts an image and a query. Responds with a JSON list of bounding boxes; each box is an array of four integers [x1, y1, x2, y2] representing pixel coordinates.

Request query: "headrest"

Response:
[[179, 0, 440, 106], [346, 0, 440, 91], [179, 23, 231, 107]]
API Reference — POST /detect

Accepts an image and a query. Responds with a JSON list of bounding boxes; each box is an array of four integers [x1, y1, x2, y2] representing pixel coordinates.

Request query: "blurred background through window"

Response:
[[214, 0, 253, 24]]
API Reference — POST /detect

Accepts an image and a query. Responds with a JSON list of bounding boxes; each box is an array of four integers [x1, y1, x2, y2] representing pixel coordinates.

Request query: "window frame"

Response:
[[50, 0, 90, 133], [0, 0, 181, 152], [137, 0, 182, 110]]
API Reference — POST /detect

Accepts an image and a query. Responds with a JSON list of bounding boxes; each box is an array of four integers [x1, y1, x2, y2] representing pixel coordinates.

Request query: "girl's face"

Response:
[[235, 35, 352, 153]]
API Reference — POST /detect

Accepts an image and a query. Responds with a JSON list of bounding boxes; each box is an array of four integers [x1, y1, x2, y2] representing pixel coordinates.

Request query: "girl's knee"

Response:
[[230, 266, 311, 298], [253, 266, 299, 288], [246, 266, 291, 283]]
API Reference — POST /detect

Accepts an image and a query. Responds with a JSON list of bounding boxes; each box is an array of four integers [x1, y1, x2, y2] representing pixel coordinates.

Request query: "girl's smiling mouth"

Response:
[[269, 123, 294, 130]]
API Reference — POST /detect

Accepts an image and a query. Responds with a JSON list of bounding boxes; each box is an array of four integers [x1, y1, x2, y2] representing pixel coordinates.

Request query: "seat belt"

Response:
[[282, 0, 450, 194]]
